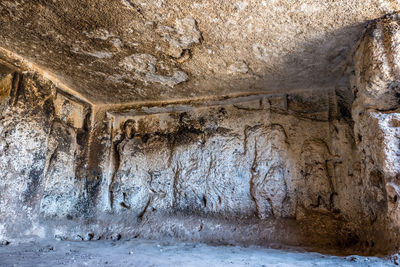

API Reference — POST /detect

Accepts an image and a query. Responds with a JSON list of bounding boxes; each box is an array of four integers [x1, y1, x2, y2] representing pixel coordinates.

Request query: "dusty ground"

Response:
[[0, 238, 396, 267]]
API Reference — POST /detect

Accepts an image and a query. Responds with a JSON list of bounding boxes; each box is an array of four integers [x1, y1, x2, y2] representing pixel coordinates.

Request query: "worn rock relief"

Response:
[[3, 9, 400, 256], [0, 65, 361, 249]]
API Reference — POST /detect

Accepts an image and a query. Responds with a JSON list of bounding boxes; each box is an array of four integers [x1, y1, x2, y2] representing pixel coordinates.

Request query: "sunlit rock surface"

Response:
[[350, 13, 400, 253], [1, 1, 400, 259]]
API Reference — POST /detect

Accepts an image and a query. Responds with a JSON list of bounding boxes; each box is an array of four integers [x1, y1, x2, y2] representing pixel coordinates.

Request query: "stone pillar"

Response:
[[351, 13, 400, 253]]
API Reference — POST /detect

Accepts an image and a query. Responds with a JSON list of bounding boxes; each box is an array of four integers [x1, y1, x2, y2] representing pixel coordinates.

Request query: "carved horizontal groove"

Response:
[[99, 87, 331, 112]]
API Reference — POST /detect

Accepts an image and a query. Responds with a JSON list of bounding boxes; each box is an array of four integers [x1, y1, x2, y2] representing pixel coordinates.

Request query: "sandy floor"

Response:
[[0, 238, 396, 267]]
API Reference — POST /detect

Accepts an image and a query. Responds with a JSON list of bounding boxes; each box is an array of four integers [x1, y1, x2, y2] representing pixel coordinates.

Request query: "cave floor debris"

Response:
[[0, 238, 395, 267]]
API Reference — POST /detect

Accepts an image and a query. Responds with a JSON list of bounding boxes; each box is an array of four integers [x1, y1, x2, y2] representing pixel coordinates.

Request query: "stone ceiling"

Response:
[[0, 0, 398, 104]]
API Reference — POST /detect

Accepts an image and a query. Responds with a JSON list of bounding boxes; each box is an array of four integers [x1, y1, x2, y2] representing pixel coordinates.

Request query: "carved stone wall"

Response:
[[0, 63, 363, 250], [3, 13, 400, 255]]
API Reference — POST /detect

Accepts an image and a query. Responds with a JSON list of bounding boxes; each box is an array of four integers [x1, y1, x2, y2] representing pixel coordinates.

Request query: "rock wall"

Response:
[[0, 64, 363, 251], [3, 13, 400, 255], [0, 65, 93, 240], [349, 13, 400, 253]]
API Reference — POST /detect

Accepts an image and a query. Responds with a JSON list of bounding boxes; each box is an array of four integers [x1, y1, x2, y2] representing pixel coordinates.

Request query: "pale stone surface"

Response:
[[2, 1, 400, 259], [0, 67, 361, 253], [119, 53, 189, 87], [349, 13, 400, 253]]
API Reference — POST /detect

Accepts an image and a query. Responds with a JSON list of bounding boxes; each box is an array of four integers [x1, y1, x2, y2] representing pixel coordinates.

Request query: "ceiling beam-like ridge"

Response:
[[0, 47, 333, 114], [0, 46, 95, 106], [96, 86, 332, 112]]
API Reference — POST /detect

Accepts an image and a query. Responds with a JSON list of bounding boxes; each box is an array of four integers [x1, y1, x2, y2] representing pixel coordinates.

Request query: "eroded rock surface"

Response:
[[349, 13, 400, 253], [3, 7, 400, 257], [0, 63, 362, 251], [0, 0, 398, 103]]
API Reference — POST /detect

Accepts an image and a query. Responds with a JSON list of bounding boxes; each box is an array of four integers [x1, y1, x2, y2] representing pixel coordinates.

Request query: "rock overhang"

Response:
[[0, 0, 399, 105]]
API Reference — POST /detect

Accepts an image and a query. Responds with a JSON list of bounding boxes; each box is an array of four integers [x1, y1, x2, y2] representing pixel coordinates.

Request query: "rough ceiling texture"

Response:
[[4, 0, 400, 259], [0, 0, 399, 104]]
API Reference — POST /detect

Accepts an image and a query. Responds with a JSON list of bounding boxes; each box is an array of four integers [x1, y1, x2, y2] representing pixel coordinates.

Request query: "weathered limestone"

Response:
[[0, 64, 361, 251], [349, 13, 400, 253], [3, 9, 400, 257]]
